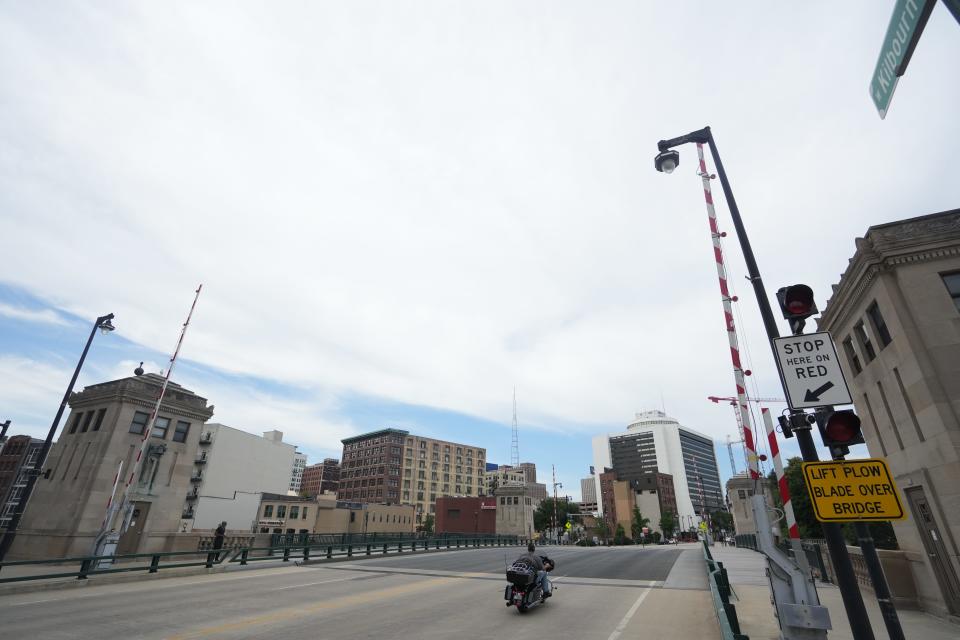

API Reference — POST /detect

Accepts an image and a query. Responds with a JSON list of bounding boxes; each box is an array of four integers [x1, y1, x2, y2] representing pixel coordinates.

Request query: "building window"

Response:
[[129, 411, 150, 435], [865, 302, 892, 347], [151, 417, 170, 439], [942, 272, 960, 311], [854, 321, 876, 362], [81, 412, 94, 433], [277, 505, 287, 518], [92, 408, 107, 431], [69, 412, 85, 434], [302, 507, 308, 520], [263, 505, 274, 518], [842, 336, 861, 374], [350, 512, 356, 523], [172, 421, 190, 443], [290, 506, 299, 519]]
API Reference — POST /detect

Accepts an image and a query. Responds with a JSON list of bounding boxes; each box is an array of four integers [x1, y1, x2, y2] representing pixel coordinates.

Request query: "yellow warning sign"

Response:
[[802, 458, 906, 522]]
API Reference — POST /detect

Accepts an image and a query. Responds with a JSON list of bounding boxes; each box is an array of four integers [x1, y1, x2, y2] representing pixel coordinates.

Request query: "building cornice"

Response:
[[819, 210, 960, 330]]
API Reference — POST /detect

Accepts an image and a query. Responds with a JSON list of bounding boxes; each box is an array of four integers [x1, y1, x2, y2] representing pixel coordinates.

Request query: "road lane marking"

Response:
[[165, 576, 455, 639], [268, 574, 373, 591], [606, 587, 652, 640]]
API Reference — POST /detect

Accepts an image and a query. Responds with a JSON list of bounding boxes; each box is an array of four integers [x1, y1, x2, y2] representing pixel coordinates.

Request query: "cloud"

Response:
[[1, 1, 959, 455], [0, 302, 69, 326]]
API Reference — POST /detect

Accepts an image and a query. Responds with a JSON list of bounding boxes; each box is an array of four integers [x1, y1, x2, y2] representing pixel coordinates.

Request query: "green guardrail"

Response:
[[0, 536, 527, 584], [703, 541, 748, 640]]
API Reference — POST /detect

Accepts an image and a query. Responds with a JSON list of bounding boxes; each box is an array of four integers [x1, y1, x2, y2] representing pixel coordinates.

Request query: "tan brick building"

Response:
[[818, 209, 960, 617], [339, 429, 485, 527], [256, 493, 414, 535]]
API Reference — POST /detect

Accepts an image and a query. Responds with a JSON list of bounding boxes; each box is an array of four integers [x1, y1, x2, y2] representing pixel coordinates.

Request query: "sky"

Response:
[[2, 2, 959, 500]]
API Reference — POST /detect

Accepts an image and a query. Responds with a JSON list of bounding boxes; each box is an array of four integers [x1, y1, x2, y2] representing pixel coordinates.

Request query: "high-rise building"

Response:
[[289, 449, 307, 493], [818, 208, 960, 617], [580, 476, 598, 513], [339, 429, 486, 526], [592, 410, 723, 529], [10, 372, 214, 559], [0, 435, 44, 531], [300, 458, 340, 497], [339, 429, 406, 505]]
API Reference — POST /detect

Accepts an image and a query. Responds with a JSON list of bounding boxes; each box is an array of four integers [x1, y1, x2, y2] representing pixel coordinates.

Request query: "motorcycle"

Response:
[[504, 556, 555, 613]]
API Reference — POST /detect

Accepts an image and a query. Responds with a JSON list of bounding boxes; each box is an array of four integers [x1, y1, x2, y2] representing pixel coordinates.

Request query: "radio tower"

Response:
[[511, 388, 520, 467]]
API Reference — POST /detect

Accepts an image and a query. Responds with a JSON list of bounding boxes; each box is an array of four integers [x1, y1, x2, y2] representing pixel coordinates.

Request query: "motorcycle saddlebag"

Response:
[[506, 562, 536, 587]]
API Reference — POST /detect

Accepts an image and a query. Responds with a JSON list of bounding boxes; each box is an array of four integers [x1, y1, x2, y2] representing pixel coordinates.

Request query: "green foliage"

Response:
[[421, 514, 434, 535], [710, 510, 733, 534], [533, 498, 580, 533], [594, 518, 610, 542], [842, 521, 899, 550], [651, 531, 662, 543], [631, 507, 650, 541], [659, 511, 677, 539], [613, 524, 629, 545]]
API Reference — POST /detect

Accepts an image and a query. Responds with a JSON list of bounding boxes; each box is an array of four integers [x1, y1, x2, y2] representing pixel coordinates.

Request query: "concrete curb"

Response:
[[0, 564, 228, 597]]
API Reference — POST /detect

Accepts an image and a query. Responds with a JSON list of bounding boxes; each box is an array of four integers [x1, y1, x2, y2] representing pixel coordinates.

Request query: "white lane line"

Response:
[[268, 575, 367, 591], [606, 587, 653, 640]]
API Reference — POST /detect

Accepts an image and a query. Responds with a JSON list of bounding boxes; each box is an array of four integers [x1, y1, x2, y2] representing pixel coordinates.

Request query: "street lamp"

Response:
[[0, 313, 115, 561], [655, 126, 873, 638]]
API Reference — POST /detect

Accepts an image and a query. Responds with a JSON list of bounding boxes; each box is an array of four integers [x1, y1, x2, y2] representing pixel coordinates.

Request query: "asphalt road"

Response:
[[0, 545, 717, 640]]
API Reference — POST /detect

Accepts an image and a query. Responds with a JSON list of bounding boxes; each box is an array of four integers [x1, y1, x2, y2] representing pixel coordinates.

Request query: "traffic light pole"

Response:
[[658, 127, 875, 640]]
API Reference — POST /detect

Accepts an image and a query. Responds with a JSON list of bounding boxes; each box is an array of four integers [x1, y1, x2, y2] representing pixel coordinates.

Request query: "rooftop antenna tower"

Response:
[[511, 388, 519, 467]]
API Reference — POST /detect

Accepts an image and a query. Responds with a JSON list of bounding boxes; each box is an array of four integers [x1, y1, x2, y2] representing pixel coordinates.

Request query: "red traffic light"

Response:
[[818, 410, 864, 448], [783, 285, 815, 315]]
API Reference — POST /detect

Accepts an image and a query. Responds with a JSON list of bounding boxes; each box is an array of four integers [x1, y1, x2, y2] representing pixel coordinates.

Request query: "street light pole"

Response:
[[0, 313, 115, 562], [657, 127, 874, 640]]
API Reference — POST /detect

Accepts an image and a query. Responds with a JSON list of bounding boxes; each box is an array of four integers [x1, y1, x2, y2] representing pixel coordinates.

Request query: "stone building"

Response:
[[725, 474, 775, 538], [494, 484, 535, 538], [9, 372, 214, 559], [818, 208, 960, 617]]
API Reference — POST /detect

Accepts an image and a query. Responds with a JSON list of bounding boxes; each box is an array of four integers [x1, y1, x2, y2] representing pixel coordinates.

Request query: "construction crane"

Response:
[[708, 396, 784, 474]]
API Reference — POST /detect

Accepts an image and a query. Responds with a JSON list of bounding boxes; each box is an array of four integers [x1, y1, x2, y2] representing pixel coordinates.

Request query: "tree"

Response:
[[595, 518, 610, 544], [614, 524, 627, 545], [533, 498, 580, 533], [710, 510, 733, 536], [631, 507, 650, 542], [659, 511, 677, 539], [421, 514, 434, 535]]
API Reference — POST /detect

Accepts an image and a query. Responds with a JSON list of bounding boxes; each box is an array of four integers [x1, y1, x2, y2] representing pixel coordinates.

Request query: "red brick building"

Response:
[[434, 496, 496, 535], [338, 429, 406, 503], [300, 458, 340, 497]]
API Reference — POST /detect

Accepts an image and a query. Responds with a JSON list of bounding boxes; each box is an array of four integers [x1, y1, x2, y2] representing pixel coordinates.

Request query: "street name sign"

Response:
[[802, 459, 906, 522], [773, 332, 853, 409], [870, 0, 936, 119]]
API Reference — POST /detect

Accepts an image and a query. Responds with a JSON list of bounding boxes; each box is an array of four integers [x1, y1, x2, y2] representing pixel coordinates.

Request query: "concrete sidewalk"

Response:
[[708, 543, 960, 639]]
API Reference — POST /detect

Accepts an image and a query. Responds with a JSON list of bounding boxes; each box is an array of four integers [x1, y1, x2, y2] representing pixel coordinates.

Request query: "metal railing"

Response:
[[0, 536, 527, 585], [733, 535, 832, 584], [702, 541, 749, 640], [269, 531, 520, 547]]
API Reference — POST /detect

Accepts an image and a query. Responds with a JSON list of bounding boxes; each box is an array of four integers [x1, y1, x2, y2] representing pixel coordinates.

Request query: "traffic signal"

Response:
[[776, 284, 818, 334], [815, 408, 864, 449]]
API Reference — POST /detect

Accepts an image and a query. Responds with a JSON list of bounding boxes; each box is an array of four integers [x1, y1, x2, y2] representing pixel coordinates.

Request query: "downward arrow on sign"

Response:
[[804, 381, 835, 403]]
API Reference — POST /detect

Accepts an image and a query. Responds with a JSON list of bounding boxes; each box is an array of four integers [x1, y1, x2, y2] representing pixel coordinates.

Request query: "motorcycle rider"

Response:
[[515, 542, 553, 598]]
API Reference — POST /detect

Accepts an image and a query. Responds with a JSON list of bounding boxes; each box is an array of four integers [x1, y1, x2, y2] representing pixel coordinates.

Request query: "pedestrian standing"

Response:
[[214, 521, 227, 551]]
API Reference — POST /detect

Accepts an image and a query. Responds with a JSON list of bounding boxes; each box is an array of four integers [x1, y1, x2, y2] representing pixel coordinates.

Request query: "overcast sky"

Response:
[[2, 2, 958, 499]]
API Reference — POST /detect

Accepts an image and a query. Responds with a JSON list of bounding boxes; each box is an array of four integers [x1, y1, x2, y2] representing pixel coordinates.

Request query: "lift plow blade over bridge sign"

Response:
[[773, 332, 852, 410]]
